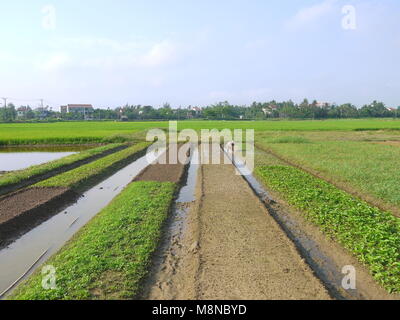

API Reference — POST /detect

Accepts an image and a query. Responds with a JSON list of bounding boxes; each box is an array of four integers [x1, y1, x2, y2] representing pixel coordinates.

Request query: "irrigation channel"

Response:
[[0, 148, 162, 297], [140, 146, 199, 299]]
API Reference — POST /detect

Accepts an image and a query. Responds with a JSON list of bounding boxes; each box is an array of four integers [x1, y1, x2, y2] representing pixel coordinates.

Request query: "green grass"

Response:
[[257, 139, 400, 209], [0, 122, 158, 145], [34, 142, 150, 191], [0, 144, 122, 190], [9, 181, 176, 300], [1, 119, 400, 145], [256, 165, 400, 293]]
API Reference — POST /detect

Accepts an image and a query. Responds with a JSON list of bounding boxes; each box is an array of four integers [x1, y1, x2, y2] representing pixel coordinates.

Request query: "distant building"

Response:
[[16, 106, 29, 118], [191, 106, 202, 113], [186, 106, 202, 119], [60, 104, 94, 119], [315, 102, 330, 108], [61, 104, 94, 114], [387, 107, 397, 112], [262, 105, 278, 115], [187, 106, 201, 113], [262, 108, 272, 115]]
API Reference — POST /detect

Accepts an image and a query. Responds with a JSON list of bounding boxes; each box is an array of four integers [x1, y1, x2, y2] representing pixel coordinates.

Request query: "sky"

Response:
[[0, 0, 399, 110]]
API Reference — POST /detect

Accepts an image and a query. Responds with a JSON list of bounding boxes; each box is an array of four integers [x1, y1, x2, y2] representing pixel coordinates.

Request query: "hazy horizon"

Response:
[[1, 0, 399, 110]]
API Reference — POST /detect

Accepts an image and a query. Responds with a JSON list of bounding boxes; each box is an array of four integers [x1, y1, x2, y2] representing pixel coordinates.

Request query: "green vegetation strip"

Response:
[[1, 119, 400, 146], [257, 139, 400, 209], [0, 144, 122, 190], [34, 142, 150, 190], [256, 165, 400, 293], [10, 181, 176, 300]]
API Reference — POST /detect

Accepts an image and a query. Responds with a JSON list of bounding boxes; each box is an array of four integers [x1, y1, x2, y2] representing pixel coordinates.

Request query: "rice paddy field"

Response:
[[1, 119, 400, 145], [1, 118, 400, 300]]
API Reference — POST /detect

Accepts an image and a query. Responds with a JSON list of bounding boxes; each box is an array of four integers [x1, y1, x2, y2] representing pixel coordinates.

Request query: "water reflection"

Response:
[[0, 146, 93, 172]]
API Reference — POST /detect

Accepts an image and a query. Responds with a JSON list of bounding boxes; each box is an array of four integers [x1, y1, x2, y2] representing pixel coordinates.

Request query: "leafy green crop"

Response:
[[34, 142, 150, 190], [256, 165, 400, 293], [258, 139, 400, 209], [10, 181, 176, 300]]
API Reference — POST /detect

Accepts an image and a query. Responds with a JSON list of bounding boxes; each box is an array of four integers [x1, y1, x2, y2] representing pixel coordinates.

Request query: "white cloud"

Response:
[[46, 37, 182, 71], [84, 39, 182, 70], [53, 37, 143, 52], [140, 40, 178, 67], [41, 5, 57, 31], [285, 0, 336, 30], [39, 53, 71, 71]]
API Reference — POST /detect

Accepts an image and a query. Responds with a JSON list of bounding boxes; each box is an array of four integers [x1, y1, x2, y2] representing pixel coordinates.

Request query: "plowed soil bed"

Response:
[[134, 164, 186, 183], [0, 187, 78, 247], [134, 145, 189, 184]]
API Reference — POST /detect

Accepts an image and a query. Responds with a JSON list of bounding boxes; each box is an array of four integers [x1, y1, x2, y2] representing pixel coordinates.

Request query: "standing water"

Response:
[[0, 150, 159, 297], [140, 146, 200, 299], [0, 146, 91, 172]]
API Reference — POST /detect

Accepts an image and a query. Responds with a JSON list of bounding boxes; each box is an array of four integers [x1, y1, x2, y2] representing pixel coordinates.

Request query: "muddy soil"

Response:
[[144, 146, 331, 300], [0, 187, 78, 248], [134, 164, 186, 184], [134, 144, 190, 184]]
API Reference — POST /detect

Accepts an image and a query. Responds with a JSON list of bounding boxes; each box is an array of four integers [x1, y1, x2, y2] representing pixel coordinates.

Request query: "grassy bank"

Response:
[[34, 142, 150, 191], [256, 165, 400, 293], [10, 181, 176, 300], [0, 144, 123, 192]]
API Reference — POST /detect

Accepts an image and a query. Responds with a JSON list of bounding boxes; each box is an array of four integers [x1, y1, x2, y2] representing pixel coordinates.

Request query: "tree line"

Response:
[[1, 100, 399, 122]]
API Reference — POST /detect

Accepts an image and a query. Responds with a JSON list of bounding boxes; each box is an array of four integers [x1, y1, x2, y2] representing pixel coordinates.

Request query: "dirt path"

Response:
[[144, 146, 331, 300]]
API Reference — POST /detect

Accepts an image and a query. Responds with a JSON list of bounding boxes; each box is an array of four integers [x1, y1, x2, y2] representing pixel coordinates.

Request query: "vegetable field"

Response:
[[1, 119, 399, 300]]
